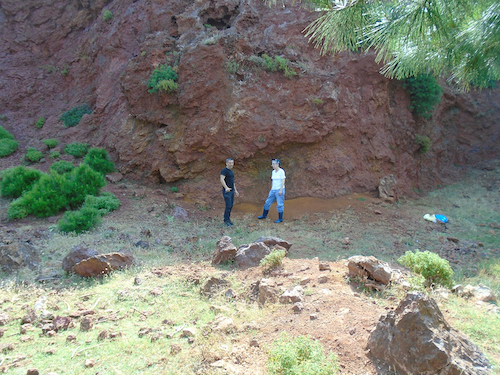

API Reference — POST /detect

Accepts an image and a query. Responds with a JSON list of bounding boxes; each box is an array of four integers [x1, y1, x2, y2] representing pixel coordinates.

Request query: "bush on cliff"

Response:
[[403, 75, 443, 118], [147, 64, 178, 93], [59, 104, 92, 127]]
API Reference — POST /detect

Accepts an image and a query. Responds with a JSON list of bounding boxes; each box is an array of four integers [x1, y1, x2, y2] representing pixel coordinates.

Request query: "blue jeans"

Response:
[[264, 188, 285, 213], [222, 189, 234, 222]]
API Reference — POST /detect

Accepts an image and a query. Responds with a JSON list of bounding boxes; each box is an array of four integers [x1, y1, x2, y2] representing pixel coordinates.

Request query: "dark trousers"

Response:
[[222, 189, 234, 222]]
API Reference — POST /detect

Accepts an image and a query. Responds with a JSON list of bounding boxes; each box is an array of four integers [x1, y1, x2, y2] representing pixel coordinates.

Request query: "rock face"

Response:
[[378, 175, 397, 202], [0, 242, 40, 272], [0, 0, 498, 203], [367, 292, 491, 375], [72, 253, 135, 277], [347, 255, 392, 285]]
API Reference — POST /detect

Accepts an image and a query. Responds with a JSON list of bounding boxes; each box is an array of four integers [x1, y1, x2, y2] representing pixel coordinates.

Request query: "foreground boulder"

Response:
[[212, 236, 237, 265], [347, 255, 392, 285], [73, 253, 135, 277], [367, 291, 491, 375], [0, 242, 40, 272]]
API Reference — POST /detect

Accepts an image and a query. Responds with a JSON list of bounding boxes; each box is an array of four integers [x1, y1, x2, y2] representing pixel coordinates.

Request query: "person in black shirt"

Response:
[[220, 158, 239, 227]]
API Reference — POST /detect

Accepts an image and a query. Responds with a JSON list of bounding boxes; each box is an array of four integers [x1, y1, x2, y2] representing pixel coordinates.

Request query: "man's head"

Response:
[[226, 158, 234, 169], [272, 159, 281, 168]]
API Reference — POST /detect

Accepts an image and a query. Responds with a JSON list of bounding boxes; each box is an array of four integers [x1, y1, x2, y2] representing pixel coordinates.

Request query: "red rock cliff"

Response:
[[0, 0, 499, 202]]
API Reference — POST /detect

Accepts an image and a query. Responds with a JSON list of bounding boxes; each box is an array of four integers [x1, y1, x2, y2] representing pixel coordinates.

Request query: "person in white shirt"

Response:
[[257, 159, 286, 223]]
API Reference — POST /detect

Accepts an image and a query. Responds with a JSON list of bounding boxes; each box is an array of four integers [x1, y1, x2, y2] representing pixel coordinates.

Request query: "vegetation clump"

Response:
[[84, 147, 115, 174], [398, 250, 454, 288], [102, 9, 113, 21], [0, 166, 43, 198], [0, 125, 18, 157], [403, 75, 443, 118], [49, 160, 74, 175], [59, 104, 92, 127], [147, 64, 178, 93], [261, 54, 297, 78], [42, 139, 59, 148], [35, 117, 45, 129], [260, 248, 286, 269], [267, 333, 339, 375], [415, 134, 431, 154], [25, 147, 44, 162], [6, 164, 106, 220], [64, 142, 89, 158], [58, 192, 120, 233]]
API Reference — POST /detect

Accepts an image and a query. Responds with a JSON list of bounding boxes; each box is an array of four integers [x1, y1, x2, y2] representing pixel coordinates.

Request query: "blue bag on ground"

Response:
[[435, 214, 448, 223]]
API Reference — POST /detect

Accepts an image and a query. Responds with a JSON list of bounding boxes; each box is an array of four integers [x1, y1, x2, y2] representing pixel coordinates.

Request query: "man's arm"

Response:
[[220, 174, 231, 192]]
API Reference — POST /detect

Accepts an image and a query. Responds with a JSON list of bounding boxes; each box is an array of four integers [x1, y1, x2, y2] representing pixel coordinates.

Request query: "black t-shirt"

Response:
[[221, 168, 235, 190]]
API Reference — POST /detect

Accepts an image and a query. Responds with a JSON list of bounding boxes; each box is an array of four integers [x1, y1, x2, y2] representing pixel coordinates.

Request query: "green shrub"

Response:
[[260, 249, 286, 269], [65, 164, 106, 208], [171, 186, 179, 193], [147, 64, 178, 93], [57, 206, 101, 233], [25, 147, 44, 162], [398, 250, 454, 288], [35, 117, 45, 129], [0, 125, 15, 140], [84, 147, 115, 174], [415, 134, 431, 154], [403, 75, 443, 118], [59, 104, 92, 127], [49, 160, 74, 175], [7, 199, 29, 219], [42, 139, 59, 148], [64, 142, 89, 158], [50, 151, 61, 159], [267, 334, 339, 375], [13, 172, 71, 217], [262, 54, 277, 72], [83, 192, 121, 215], [0, 166, 44, 198], [102, 9, 113, 21], [275, 56, 296, 78], [225, 60, 239, 74], [0, 139, 18, 157]]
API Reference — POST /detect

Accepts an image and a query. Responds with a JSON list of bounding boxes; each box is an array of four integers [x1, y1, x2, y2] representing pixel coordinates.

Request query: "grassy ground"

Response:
[[0, 162, 499, 374]]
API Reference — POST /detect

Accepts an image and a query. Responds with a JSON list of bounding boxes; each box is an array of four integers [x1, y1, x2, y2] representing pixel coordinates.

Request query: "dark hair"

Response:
[[226, 158, 234, 163], [272, 159, 281, 167]]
